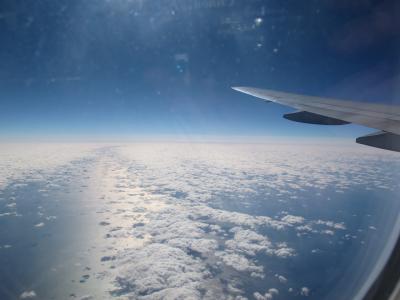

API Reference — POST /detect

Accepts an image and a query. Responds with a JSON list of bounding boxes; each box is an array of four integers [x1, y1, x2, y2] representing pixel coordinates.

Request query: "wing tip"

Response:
[[231, 86, 247, 92], [231, 86, 258, 95], [232, 86, 273, 103]]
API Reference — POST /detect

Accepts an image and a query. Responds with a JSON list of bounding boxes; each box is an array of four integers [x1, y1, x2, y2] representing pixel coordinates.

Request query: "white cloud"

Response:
[[274, 247, 296, 258], [225, 227, 273, 256], [254, 291, 273, 300], [276, 274, 287, 284], [281, 215, 304, 225], [314, 220, 346, 230], [268, 288, 279, 295], [301, 287, 310, 296], [321, 229, 334, 236], [215, 252, 263, 275], [113, 243, 213, 299], [20, 291, 36, 299]]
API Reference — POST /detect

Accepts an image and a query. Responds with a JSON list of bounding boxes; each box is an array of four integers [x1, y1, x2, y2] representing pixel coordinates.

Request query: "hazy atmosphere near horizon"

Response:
[[1, 1, 400, 300]]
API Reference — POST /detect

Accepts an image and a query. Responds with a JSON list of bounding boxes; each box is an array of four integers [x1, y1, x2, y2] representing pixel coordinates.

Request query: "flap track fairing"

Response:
[[283, 111, 350, 125], [356, 131, 400, 152]]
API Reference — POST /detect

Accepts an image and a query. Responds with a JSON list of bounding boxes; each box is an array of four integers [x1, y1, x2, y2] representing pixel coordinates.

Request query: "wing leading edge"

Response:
[[232, 86, 400, 152]]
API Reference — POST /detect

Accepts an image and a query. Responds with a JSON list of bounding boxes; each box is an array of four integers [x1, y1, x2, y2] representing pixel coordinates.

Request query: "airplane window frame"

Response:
[[363, 227, 400, 299]]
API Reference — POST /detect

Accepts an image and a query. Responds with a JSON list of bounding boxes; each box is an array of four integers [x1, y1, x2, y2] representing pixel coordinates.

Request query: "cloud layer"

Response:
[[1, 142, 399, 299]]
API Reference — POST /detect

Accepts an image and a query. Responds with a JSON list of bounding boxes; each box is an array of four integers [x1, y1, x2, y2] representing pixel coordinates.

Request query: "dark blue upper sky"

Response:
[[0, 0, 399, 140]]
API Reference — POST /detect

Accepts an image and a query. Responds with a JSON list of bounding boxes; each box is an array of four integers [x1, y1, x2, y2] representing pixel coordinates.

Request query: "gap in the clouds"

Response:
[[0, 156, 114, 300]]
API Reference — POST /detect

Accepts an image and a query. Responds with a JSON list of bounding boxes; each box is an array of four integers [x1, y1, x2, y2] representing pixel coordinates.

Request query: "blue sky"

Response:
[[0, 0, 399, 141]]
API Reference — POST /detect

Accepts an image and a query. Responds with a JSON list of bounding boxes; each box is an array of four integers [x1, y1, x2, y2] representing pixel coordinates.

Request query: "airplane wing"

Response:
[[232, 86, 400, 152]]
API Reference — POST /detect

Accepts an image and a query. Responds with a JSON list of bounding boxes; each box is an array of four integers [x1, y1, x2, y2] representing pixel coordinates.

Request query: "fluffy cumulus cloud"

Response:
[[225, 227, 273, 256], [276, 274, 287, 284], [273, 245, 296, 258], [20, 290, 36, 299], [114, 243, 212, 299], [89, 143, 398, 299], [216, 251, 264, 274], [34, 222, 45, 228], [301, 287, 310, 296], [281, 215, 304, 225], [254, 291, 273, 300], [269, 288, 279, 295]]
